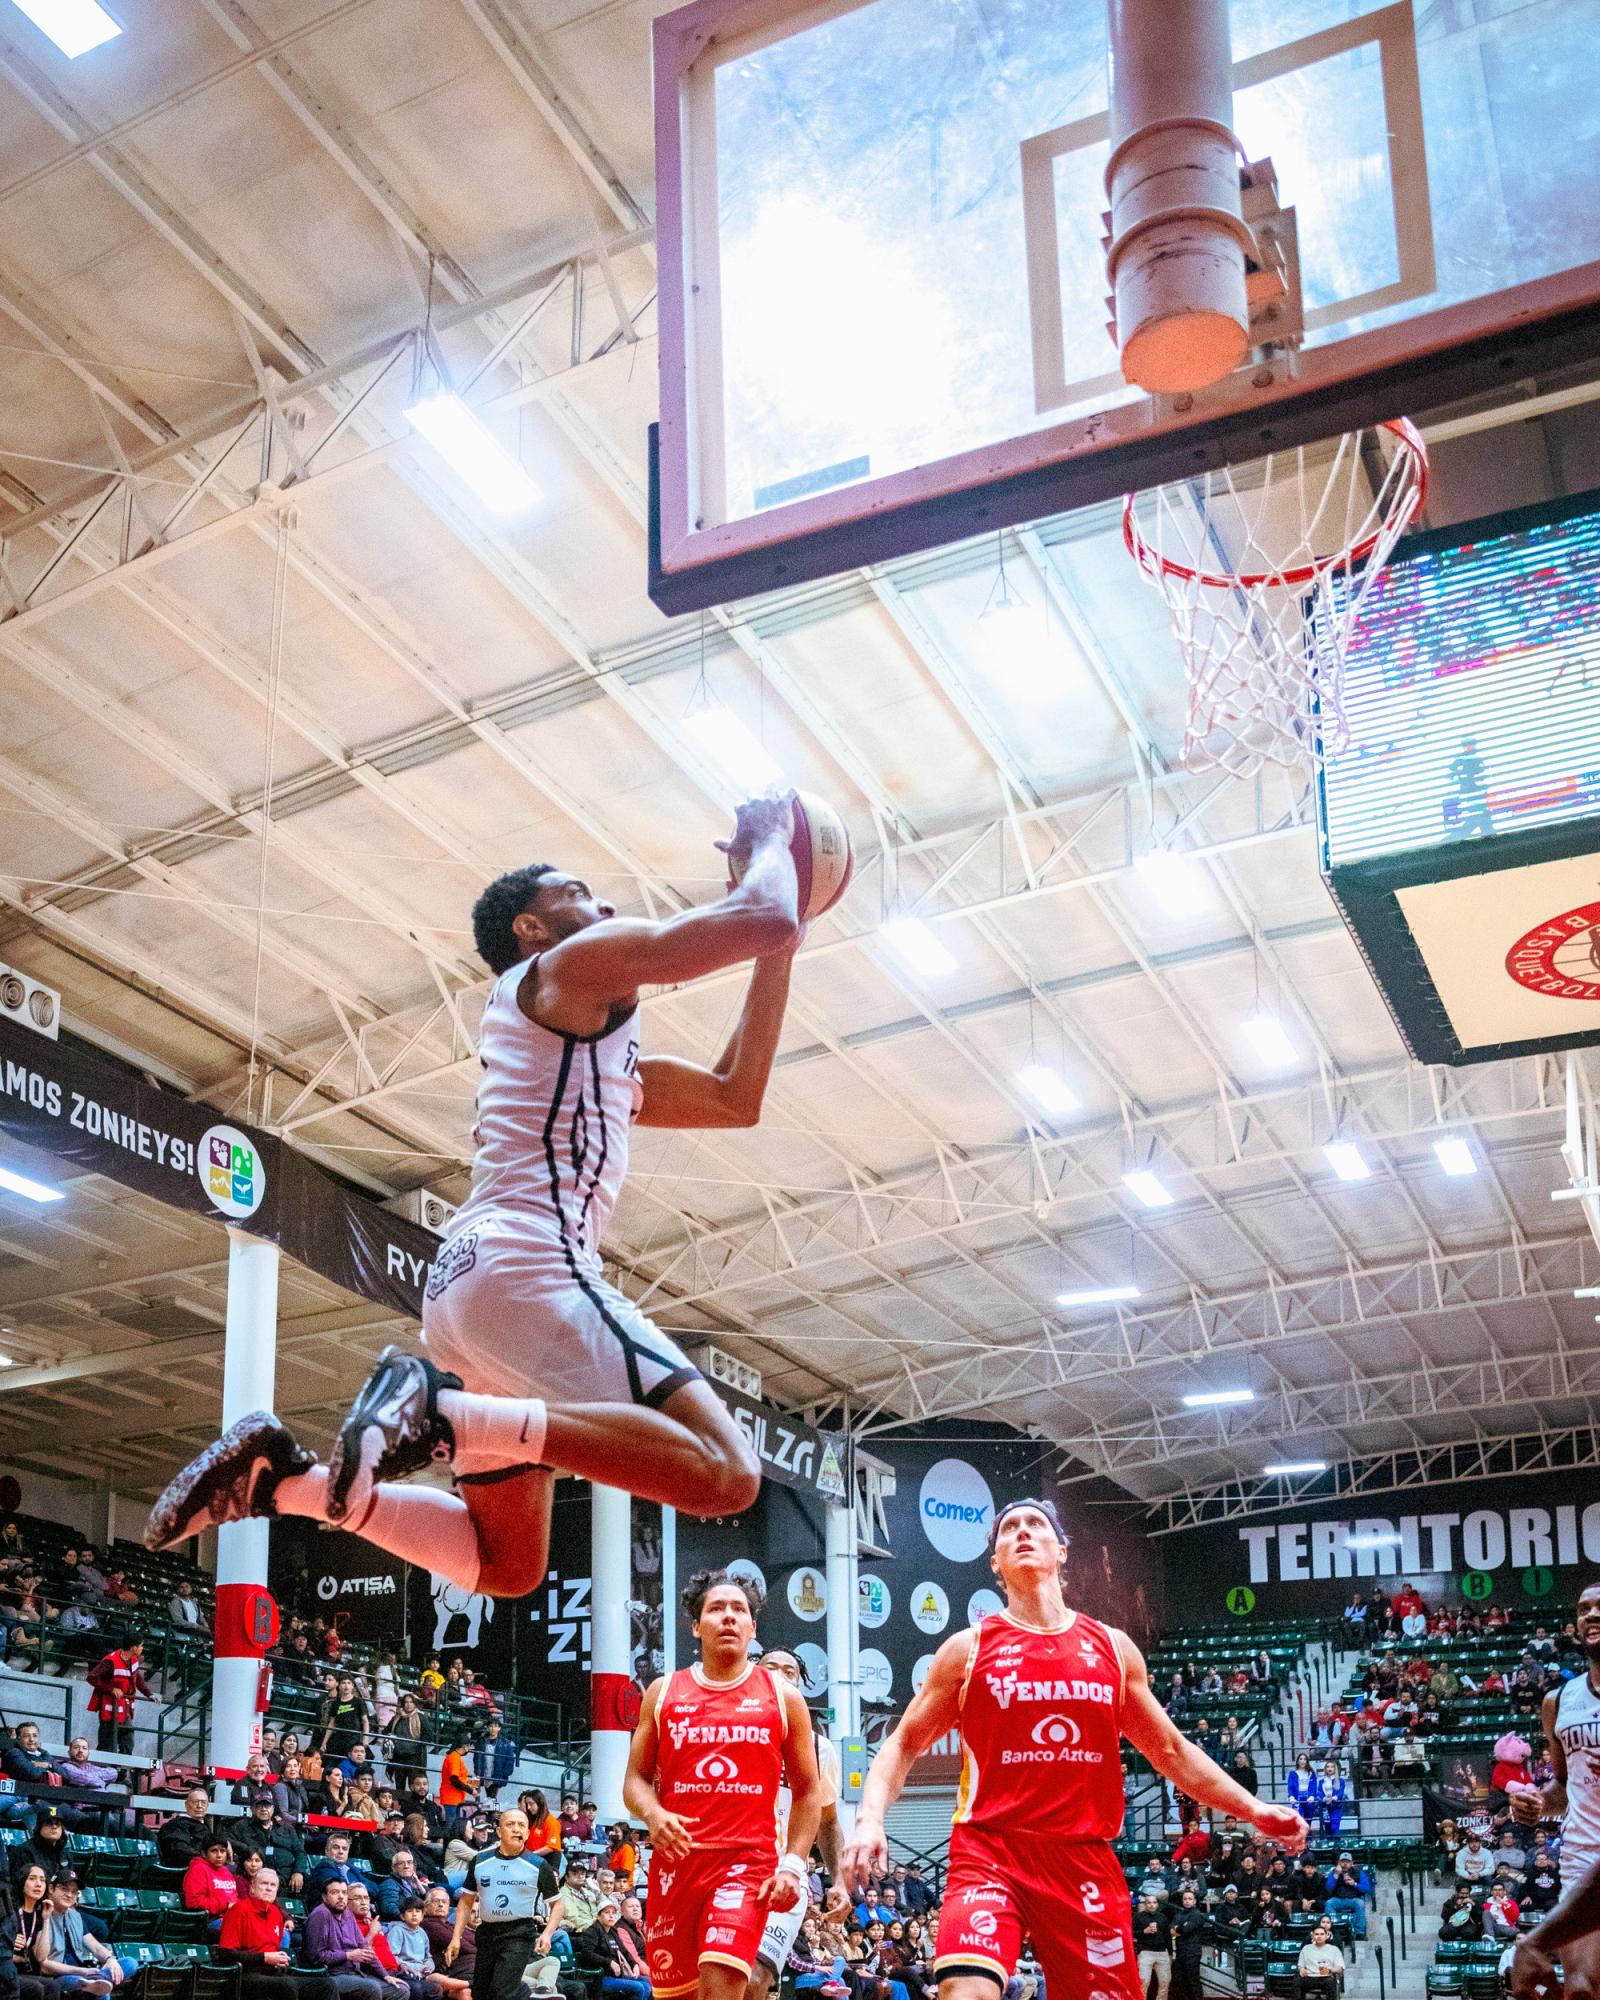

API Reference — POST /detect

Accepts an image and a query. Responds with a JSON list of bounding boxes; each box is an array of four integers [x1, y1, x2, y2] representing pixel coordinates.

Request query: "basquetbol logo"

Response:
[[1506, 898, 1600, 1000], [197, 1122, 265, 1219]]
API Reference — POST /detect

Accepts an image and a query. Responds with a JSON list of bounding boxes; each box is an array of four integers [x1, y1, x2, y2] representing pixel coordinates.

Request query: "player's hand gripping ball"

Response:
[[723, 790, 853, 921]]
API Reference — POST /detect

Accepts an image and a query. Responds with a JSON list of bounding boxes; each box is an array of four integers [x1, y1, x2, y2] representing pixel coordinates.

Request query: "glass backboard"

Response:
[[651, 0, 1600, 612]]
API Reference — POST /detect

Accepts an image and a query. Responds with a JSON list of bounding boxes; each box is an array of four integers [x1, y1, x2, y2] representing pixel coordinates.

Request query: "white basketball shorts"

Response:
[[421, 1207, 702, 1410], [755, 1890, 807, 1976]]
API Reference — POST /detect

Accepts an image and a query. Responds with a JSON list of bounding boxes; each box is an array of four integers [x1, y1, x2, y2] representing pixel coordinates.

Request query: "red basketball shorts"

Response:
[[645, 1845, 776, 1996], [935, 1826, 1140, 1999]]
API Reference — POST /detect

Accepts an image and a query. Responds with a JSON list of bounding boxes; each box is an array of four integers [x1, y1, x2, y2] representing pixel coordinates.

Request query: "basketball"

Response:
[[728, 792, 854, 921]]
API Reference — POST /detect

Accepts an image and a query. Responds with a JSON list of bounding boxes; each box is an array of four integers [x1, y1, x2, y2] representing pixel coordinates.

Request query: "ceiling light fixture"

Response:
[[1182, 1387, 1255, 1408], [1136, 848, 1207, 914], [1324, 1142, 1372, 1182], [12, 0, 121, 57], [1123, 1168, 1175, 1209], [1264, 1460, 1327, 1475], [680, 703, 786, 797], [0, 1164, 63, 1204], [1056, 1285, 1141, 1307], [881, 917, 958, 978], [1018, 1064, 1080, 1117], [405, 392, 541, 515], [1433, 1136, 1478, 1177], [1243, 1013, 1298, 1067]]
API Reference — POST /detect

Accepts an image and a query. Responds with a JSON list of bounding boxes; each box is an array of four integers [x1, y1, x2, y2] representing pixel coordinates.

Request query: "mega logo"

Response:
[[694, 1751, 741, 1783], [967, 1911, 999, 1940], [1087, 1935, 1126, 1969], [919, 1458, 996, 1562], [1030, 1713, 1081, 1748]]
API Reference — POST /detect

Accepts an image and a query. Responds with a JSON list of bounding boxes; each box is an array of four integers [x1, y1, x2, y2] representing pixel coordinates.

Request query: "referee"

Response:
[[445, 1808, 560, 2000]]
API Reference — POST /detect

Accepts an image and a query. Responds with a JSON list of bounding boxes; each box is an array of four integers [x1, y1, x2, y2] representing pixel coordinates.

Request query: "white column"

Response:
[[660, 1505, 677, 1678], [210, 1228, 279, 1776], [1105, 0, 1251, 392], [825, 1499, 859, 1834], [590, 1482, 632, 1821]]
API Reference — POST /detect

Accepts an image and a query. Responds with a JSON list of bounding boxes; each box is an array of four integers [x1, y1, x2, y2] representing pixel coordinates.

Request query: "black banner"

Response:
[[712, 1381, 848, 1502], [270, 1520, 409, 1648]]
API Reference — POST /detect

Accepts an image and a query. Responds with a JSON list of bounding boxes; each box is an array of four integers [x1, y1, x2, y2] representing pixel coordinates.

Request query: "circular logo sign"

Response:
[[967, 1587, 1005, 1623], [912, 1652, 936, 1695], [1523, 1566, 1557, 1600], [919, 1458, 996, 1562], [198, 1123, 266, 1220], [795, 1642, 828, 1699], [1226, 1585, 1257, 1617], [910, 1581, 950, 1635], [726, 1558, 766, 1602], [1462, 1570, 1494, 1602], [786, 1566, 827, 1622], [858, 1575, 891, 1630], [316, 1575, 337, 1601], [1506, 900, 1600, 1000], [858, 1647, 894, 1704]]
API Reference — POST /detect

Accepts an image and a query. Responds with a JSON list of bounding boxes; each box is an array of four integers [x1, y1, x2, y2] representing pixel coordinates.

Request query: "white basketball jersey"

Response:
[[775, 1730, 840, 1848], [1554, 1673, 1600, 1868], [457, 960, 642, 1258]]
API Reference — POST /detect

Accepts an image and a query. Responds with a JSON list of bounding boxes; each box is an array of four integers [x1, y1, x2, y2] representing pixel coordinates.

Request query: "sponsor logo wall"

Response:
[[1158, 1465, 1600, 1621]]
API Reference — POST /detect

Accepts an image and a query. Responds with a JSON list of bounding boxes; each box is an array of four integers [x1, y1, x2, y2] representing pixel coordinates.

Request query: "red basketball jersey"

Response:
[[953, 1609, 1127, 1839], [653, 1661, 786, 1851]]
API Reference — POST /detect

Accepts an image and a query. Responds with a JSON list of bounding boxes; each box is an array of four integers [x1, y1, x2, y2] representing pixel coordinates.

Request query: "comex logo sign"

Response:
[[919, 1458, 995, 1562], [1031, 1713, 1081, 1748]]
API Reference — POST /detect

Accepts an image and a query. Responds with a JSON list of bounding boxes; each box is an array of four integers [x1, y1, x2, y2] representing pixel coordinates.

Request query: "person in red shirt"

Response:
[[624, 1568, 821, 2000], [843, 1498, 1309, 2000], [184, 1834, 241, 1937], [86, 1639, 155, 1756], [218, 1865, 339, 2000]]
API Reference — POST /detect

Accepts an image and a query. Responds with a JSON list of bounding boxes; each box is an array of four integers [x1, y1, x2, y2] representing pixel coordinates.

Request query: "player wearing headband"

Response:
[[842, 1498, 1308, 2000], [747, 1649, 847, 2000], [624, 1570, 821, 2000]]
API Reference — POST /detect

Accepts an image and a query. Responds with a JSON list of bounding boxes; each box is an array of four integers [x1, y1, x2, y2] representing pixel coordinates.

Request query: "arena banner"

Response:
[[1422, 1753, 1503, 1841], [0, 1014, 439, 1315], [710, 1378, 849, 1502], [270, 1519, 410, 1648], [1159, 1466, 1600, 1623]]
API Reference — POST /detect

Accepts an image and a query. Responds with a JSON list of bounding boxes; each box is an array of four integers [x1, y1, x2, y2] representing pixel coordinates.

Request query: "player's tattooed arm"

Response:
[[1113, 1629, 1307, 1853], [621, 1679, 696, 1862], [841, 1628, 970, 1891]]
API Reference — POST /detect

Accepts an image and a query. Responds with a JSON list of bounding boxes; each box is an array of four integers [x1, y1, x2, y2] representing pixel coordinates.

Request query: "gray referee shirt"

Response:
[[462, 1850, 560, 1925]]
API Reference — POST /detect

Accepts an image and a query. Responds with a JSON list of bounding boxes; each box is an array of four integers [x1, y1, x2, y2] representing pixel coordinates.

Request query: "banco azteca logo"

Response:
[[1031, 1713, 1081, 1748], [694, 1750, 740, 1782]]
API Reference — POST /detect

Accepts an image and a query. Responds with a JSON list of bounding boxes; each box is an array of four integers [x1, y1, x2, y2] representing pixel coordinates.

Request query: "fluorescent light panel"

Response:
[[405, 393, 541, 514], [1264, 1460, 1327, 1476], [681, 704, 786, 794], [1137, 849, 1207, 914], [1057, 1285, 1140, 1307], [1018, 1063, 1080, 1116], [1347, 1532, 1403, 1550], [1124, 1168, 1175, 1209], [1433, 1136, 1477, 1177], [1182, 1387, 1255, 1408], [0, 1164, 63, 1204], [881, 917, 958, 977], [1324, 1142, 1371, 1182], [12, 0, 121, 57], [1243, 1013, 1298, 1067]]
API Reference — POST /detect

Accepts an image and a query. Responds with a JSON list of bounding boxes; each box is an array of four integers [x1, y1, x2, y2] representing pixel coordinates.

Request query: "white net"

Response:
[[1124, 420, 1429, 777]]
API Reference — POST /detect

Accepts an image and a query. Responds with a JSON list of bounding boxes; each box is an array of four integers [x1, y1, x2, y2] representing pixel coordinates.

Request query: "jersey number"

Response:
[[1080, 1881, 1105, 1914]]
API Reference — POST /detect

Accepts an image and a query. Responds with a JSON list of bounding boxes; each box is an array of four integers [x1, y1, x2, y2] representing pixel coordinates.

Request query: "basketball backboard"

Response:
[[649, 0, 1600, 613]]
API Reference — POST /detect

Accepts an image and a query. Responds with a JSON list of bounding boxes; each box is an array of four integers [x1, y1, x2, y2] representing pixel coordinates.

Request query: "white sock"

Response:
[[276, 1466, 481, 1593], [436, 1388, 548, 1472]]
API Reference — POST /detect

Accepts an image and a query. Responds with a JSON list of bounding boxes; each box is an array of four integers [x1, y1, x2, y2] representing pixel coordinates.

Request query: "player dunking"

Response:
[[1509, 1583, 1600, 2000], [842, 1499, 1307, 2000], [145, 799, 803, 1596], [748, 1649, 847, 2000], [624, 1570, 821, 2000]]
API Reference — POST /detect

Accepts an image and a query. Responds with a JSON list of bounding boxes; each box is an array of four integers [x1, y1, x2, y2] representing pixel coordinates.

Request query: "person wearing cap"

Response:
[[571, 1897, 648, 2000], [11, 1810, 72, 1889], [216, 1864, 338, 2000], [34, 1872, 137, 1992], [367, 1812, 411, 1879], [228, 1796, 309, 1896], [1324, 1855, 1369, 1940], [551, 1859, 600, 1939], [843, 1495, 1308, 2000]]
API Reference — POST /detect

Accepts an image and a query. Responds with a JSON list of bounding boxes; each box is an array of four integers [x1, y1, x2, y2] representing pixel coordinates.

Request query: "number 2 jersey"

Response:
[[653, 1661, 787, 1851], [953, 1609, 1128, 1840]]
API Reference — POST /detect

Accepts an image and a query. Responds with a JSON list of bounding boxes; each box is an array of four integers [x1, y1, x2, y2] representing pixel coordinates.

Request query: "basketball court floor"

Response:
[[0, 0, 1597, 1547]]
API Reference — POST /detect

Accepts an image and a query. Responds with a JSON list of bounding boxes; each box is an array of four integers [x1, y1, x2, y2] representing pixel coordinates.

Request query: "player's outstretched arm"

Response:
[[621, 1679, 696, 1862], [541, 797, 799, 1020], [636, 942, 796, 1129], [1113, 1631, 1307, 1852], [1513, 1844, 1600, 1999], [840, 1629, 969, 1892]]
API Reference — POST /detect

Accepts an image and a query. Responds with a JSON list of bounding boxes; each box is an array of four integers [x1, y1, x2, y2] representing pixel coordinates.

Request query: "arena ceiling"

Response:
[[2, 0, 1600, 1526]]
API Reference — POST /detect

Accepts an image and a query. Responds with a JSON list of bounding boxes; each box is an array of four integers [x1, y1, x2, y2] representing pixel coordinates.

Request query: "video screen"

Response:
[[1319, 496, 1600, 868]]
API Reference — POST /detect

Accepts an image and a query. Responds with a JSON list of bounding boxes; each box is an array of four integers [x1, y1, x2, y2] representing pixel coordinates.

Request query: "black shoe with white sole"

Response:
[[325, 1345, 462, 1523], [144, 1412, 315, 1551]]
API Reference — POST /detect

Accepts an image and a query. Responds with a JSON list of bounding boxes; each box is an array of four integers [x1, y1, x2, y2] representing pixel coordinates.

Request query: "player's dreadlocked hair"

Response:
[[682, 1566, 765, 1622], [471, 863, 561, 974]]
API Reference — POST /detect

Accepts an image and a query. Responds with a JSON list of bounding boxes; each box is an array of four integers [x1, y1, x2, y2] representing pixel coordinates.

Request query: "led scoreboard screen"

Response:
[[1321, 498, 1600, 866], [1317, 487, 1600, 1067]]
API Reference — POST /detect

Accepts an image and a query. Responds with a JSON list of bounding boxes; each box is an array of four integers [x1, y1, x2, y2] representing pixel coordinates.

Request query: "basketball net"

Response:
[[1123, 418, 1429, 777]]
